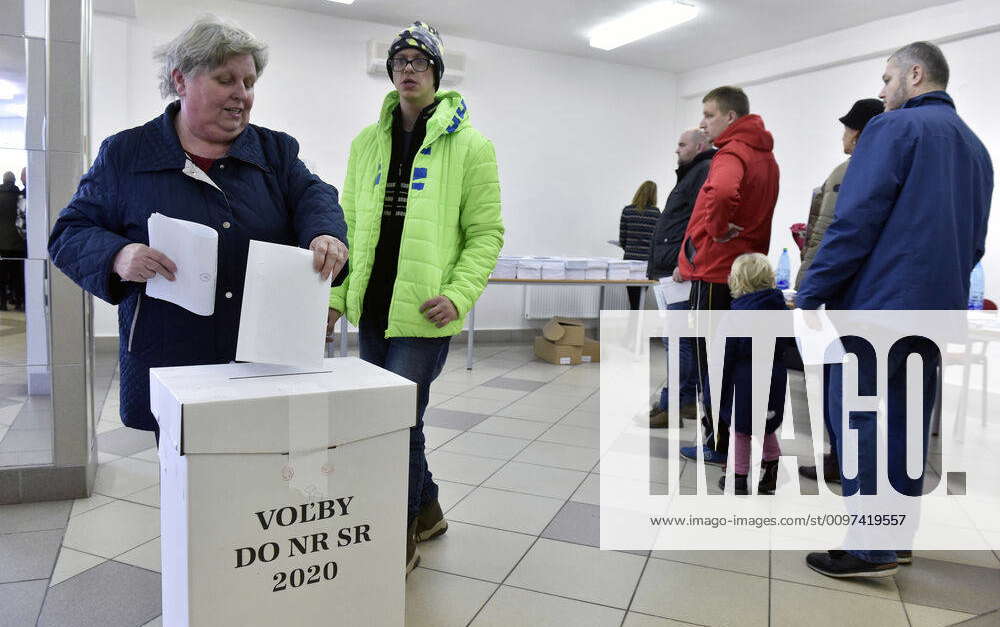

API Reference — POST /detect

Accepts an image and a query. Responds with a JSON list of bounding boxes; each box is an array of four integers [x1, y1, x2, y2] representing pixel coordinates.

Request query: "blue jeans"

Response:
[[359, 317, 451, 522], [827, 337, 938, 564], [659, 299, 697, 410]]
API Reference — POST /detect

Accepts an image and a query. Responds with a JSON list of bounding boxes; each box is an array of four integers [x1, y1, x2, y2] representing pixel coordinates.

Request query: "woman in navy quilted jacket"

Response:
[[48, 16, 348, 441]]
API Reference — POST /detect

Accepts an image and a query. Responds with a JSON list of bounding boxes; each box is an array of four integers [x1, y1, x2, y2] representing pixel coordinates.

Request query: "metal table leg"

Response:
[[339, 316, 348, 357], [466, 304, 476, 370]]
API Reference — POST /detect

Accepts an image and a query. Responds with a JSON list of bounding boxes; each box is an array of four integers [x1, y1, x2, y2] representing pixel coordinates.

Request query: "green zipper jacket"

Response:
[[330, 90, 504, 337]]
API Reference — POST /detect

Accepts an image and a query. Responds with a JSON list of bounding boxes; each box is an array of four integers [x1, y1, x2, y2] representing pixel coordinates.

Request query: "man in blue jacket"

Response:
[[797, 41, 993, 577]]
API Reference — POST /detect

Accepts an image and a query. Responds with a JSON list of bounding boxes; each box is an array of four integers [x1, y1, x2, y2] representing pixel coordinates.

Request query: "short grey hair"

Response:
[[682, 128, 709, 147], [889, 41, 949, 89], [154, 15, 269, 99]]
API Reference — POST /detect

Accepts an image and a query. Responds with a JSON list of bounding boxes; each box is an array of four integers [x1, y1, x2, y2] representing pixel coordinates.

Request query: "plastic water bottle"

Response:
[[969, 262, 985, 310], [776, 248, 791, 290]]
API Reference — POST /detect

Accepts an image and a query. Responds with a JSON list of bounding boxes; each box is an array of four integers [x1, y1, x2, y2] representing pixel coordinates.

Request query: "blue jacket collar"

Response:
[[132, 100, 270, 173], [902, 90, 954, 110], [731, 287, 787, 310]]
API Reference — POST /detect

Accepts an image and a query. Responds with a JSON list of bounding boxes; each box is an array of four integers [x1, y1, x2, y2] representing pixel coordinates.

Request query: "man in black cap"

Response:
[[330, 21, 503, 577], [794, 98, 883, 484]]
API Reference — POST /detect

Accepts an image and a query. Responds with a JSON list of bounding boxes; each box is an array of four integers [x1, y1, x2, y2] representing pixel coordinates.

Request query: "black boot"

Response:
[[718, 472, 748, 495], [758, 459, 779, 494]]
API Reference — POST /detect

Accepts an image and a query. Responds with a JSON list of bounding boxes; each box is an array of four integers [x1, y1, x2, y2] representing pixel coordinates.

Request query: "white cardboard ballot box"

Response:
[[150, 358, 416, 627]]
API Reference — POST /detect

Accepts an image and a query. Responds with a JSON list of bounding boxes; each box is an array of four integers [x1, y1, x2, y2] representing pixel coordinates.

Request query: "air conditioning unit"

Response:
[[366, 39, 466, 86]]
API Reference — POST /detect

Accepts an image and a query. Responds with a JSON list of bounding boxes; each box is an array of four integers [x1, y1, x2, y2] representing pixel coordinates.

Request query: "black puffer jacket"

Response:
[[647, 149, 715, 279]]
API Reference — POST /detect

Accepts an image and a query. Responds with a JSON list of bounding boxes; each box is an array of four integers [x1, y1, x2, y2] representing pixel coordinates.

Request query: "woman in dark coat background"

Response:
[[48, 16, 348, 441], [619, 180, 660, 309], [0, 171, 26, 310]]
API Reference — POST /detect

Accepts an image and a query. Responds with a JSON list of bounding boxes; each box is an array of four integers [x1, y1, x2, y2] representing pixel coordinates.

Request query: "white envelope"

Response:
[[145, 213, 218, 316], [658, 277, 692, 306], [236, 240, 332, 369]]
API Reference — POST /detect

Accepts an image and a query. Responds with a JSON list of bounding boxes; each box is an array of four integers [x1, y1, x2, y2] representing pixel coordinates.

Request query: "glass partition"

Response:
[[0, 0, 93, 504], [0, 33, 52, 470]]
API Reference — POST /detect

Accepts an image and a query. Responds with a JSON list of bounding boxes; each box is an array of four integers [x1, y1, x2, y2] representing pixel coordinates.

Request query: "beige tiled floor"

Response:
[[2, 340, 999, 626]]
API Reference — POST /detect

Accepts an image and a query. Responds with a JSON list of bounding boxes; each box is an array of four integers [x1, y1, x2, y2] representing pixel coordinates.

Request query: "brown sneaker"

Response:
[[415, 498, 448, 542], [649, 404, 692, 429], [406, 518, 420, 577], [649, 405, 669, 428]]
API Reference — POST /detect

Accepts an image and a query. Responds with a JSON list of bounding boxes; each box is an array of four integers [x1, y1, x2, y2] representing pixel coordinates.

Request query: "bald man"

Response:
[[646, 128, 715, 428]]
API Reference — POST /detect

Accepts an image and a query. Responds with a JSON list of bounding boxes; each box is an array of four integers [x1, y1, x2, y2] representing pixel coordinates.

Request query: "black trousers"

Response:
[[0, 250, 25, 309], [689, 280, 732, 455], [626, 286, 643, 310]]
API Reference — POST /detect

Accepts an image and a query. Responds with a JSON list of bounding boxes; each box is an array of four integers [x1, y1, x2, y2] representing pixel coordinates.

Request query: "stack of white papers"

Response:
[[236, 240, 333, 370], [607, 261, 631, 280], [516, 258, 543, 279], [540, 258, 566, 280], [585, 259, 608, 280], [145, 213, 219, 316], [628, 260, 648, 279], [564, 258, 588, 280], [492, 257, 520, 279]]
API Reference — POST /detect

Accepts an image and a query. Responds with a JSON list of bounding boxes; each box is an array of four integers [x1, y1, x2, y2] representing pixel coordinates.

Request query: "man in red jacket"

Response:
[[673, 86, 780, 465]]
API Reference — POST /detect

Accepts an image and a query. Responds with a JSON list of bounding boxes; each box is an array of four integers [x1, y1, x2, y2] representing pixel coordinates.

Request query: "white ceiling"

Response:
[[0, 36, 26, 118], [236, 0, 959, 73]]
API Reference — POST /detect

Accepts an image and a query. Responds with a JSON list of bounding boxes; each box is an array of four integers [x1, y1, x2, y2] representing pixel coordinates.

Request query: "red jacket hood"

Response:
[[714, 114, 773, 152]]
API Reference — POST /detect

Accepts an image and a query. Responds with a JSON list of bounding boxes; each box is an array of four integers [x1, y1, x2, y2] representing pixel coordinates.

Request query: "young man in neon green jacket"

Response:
[[328, 22, 503, 575]]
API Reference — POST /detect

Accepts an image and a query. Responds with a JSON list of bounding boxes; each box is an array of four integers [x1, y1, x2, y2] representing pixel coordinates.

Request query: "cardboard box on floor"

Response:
[[534, 335, 583, 365], [150, 358, 415, 627], [542, 316, 585, 346], [581, 337, 600, 363]]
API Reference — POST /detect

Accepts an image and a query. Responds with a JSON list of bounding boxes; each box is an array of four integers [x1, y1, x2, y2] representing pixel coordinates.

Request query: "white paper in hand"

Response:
[[145, 213, 218, 316], [793, 306, 847, 366], [658, 277, 692, 306], [236, 240, 332, 369]]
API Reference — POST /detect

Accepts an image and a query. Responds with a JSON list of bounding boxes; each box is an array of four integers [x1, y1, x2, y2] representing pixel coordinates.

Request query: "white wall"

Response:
[[672, 0, 1000, 297], [89, 0, 677, 336]]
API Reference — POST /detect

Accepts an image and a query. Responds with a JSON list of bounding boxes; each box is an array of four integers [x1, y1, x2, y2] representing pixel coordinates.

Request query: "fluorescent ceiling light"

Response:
[[324, 0, 355, 4], [589, 1, 698, 51]]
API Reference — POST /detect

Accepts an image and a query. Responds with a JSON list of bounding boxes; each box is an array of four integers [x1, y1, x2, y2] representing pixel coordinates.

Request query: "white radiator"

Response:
[[524, 285, 631, 319]]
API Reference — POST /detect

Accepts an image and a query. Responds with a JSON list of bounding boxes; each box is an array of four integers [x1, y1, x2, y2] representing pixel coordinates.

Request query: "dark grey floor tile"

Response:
[[541, 501, 599, 548], [896, 557, 1000, 614], [424, 408, 490, 431], [540, 501, 648, 557], [98, 427, 156, 457], [0, 579, 47, 626], [952, 610, 1000, 626], [0, 499, 71, 534], [481, 377, 546, 392], [0, 528, 63, 583], [648, 434, 672, 459], [39, 561, 161, 627]]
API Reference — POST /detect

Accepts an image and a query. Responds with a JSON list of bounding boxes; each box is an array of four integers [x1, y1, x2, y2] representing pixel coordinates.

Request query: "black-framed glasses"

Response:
[[390, 56, 433, 73]]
